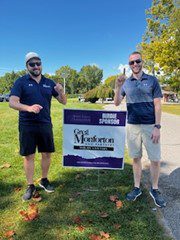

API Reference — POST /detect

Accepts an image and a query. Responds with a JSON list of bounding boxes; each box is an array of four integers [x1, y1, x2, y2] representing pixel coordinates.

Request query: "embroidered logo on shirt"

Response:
[[43, 84, 51, 88]]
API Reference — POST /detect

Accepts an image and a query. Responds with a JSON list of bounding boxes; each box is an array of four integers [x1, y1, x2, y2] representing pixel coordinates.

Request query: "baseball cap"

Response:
[[25, 52, 41, 64]]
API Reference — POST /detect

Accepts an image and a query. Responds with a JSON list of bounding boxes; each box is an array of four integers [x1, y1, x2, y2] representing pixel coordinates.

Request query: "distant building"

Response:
[[162, 90, 178, 103]]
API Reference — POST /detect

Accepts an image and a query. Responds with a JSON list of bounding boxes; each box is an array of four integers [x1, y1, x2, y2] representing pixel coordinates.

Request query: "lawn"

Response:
[[0, 99, 172, 240], [162, 103, 180, 115]]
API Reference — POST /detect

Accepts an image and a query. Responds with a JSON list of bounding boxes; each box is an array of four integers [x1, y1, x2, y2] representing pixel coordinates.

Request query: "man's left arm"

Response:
[[54, 83, 67, 105], [151, 98, 161, 144]]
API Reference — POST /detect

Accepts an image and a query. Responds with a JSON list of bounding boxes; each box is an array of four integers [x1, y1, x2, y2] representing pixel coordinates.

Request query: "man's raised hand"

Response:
[[54, 83, 64, 95], [115, 68, 126, 89]]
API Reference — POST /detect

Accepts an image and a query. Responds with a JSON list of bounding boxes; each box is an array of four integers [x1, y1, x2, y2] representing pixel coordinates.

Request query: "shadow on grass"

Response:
[[0, 181, 23, 210], [14, 163, 172, 240]]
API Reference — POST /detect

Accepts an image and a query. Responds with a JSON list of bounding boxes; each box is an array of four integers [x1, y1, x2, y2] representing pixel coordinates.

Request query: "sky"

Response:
[[0, 0, 152, 80]]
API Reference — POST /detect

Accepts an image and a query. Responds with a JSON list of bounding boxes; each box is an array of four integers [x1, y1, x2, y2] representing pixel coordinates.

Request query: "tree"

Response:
[[97, 85, 114, 101], [84, 84, 114, 103], [84, 86, 100, 103], [143, 0, 174, 42], [55, 66, 78, 94], [139, 0, 180, 92], [78, 65, 103, 92], [104, 75, 118, 89], [0, 70, 26, 93]]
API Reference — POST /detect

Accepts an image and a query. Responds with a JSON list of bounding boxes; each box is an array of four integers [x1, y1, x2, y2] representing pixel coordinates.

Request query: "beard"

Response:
[[29, 68, 42, 77], [131, 65, 142, 74]]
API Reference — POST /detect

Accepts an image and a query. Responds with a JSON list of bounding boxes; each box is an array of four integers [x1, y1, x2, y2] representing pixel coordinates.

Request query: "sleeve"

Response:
[[51, 80, 59, 98], [10, 79, 23, 98], [152, 77, 163, 98], [120, 84, 126, 97]]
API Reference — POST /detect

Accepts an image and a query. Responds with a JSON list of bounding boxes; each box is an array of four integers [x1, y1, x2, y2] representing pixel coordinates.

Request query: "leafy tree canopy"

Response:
[[139, 0, 180, 92]]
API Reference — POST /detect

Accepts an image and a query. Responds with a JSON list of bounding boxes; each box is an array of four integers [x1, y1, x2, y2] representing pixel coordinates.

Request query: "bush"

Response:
[[84, 84, 115, 103], [84, 87, 99, 103], [67, 94, 79, 98]]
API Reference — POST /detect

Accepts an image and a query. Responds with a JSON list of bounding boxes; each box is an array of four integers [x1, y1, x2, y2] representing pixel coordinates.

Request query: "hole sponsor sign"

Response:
[[63, 109, 127, 169]]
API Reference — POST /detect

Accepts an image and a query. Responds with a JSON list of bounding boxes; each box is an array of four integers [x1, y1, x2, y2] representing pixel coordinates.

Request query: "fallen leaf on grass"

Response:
[[19, 203, 39, 221], [19, 210, 29, 221], [109, 195, 123, 210], [89, 231, 110, 240], [88, 219, 93, 224], [109, 195, 118, 202], [14, 187, 22, 192], [75, 174, 81, 180], [73, 216, 82, 224], [27, 203, 39, 220], [81, 210, 89, 215], [0, 163, 11, 169], [116, 200, 123, 209], [100, 231, 110, 239], [99, 212, 109, 218], [114, 224, 121, 229], [76, 225, 85, 232], [32, 191, 42, 202], [89, 234, 101, 240], [4, 230, 15, 238]]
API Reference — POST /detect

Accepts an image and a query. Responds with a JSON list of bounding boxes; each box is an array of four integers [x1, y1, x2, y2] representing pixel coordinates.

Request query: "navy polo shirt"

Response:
[[121, 72, 162, 124], [10, 74, 59, 125]]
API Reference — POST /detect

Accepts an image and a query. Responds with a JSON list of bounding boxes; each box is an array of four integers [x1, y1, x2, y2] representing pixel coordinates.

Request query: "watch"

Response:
[[154, 124, 161, 129]]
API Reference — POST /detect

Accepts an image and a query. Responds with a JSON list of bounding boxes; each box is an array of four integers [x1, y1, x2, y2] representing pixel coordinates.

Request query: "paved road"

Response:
[[103, 103, 180, 240]]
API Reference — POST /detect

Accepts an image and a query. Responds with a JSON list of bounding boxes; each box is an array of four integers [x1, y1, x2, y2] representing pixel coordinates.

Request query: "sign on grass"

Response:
[[63, 109, 126, 169]]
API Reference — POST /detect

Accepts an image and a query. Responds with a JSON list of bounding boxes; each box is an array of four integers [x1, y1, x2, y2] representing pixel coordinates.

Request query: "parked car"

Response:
[[0, 93, 10, 102], [104, 98, 114, 103], [4, 93, 10, 102], [0, 94, 4, 102], [78, 96, 85, 102]]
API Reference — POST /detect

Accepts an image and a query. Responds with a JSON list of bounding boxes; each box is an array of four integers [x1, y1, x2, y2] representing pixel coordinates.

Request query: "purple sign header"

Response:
[[64, 109, 126, 127]]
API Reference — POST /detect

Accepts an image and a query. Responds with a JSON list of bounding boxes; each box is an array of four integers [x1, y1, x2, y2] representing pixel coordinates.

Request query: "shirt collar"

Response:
[[26, 74, 44, 82], [130, 72, 148, 81]]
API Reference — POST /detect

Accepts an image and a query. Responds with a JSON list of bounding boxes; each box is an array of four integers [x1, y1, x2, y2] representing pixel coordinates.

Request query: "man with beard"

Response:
[[114, 51, 166, 208], [9, 52, 67, 201]]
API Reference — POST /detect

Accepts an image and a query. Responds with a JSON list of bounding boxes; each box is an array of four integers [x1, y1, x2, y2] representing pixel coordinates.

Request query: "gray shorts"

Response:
[[127, 124, 161, 161]]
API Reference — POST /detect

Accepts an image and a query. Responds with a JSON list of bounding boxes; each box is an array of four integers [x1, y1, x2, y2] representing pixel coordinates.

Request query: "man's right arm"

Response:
[[9, 96, 43, 114], [114, 75, 126, 106]]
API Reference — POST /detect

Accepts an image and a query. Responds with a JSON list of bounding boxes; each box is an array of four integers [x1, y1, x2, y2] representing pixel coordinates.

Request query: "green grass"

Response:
[[162, 103, 180, 115], [0, 99, 172, 240]]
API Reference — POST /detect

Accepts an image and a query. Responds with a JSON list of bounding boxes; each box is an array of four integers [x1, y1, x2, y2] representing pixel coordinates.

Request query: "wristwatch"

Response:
[[154, 124, 161, 129]]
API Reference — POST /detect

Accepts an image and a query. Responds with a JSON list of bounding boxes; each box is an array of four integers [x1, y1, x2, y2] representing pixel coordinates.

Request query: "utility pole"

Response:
[[60, 72, 69, 94]]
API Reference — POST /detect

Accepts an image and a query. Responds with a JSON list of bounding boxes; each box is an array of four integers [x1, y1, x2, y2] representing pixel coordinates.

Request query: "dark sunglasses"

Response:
[[28, 62, 42, 67], [129, 59, 142, 65]]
